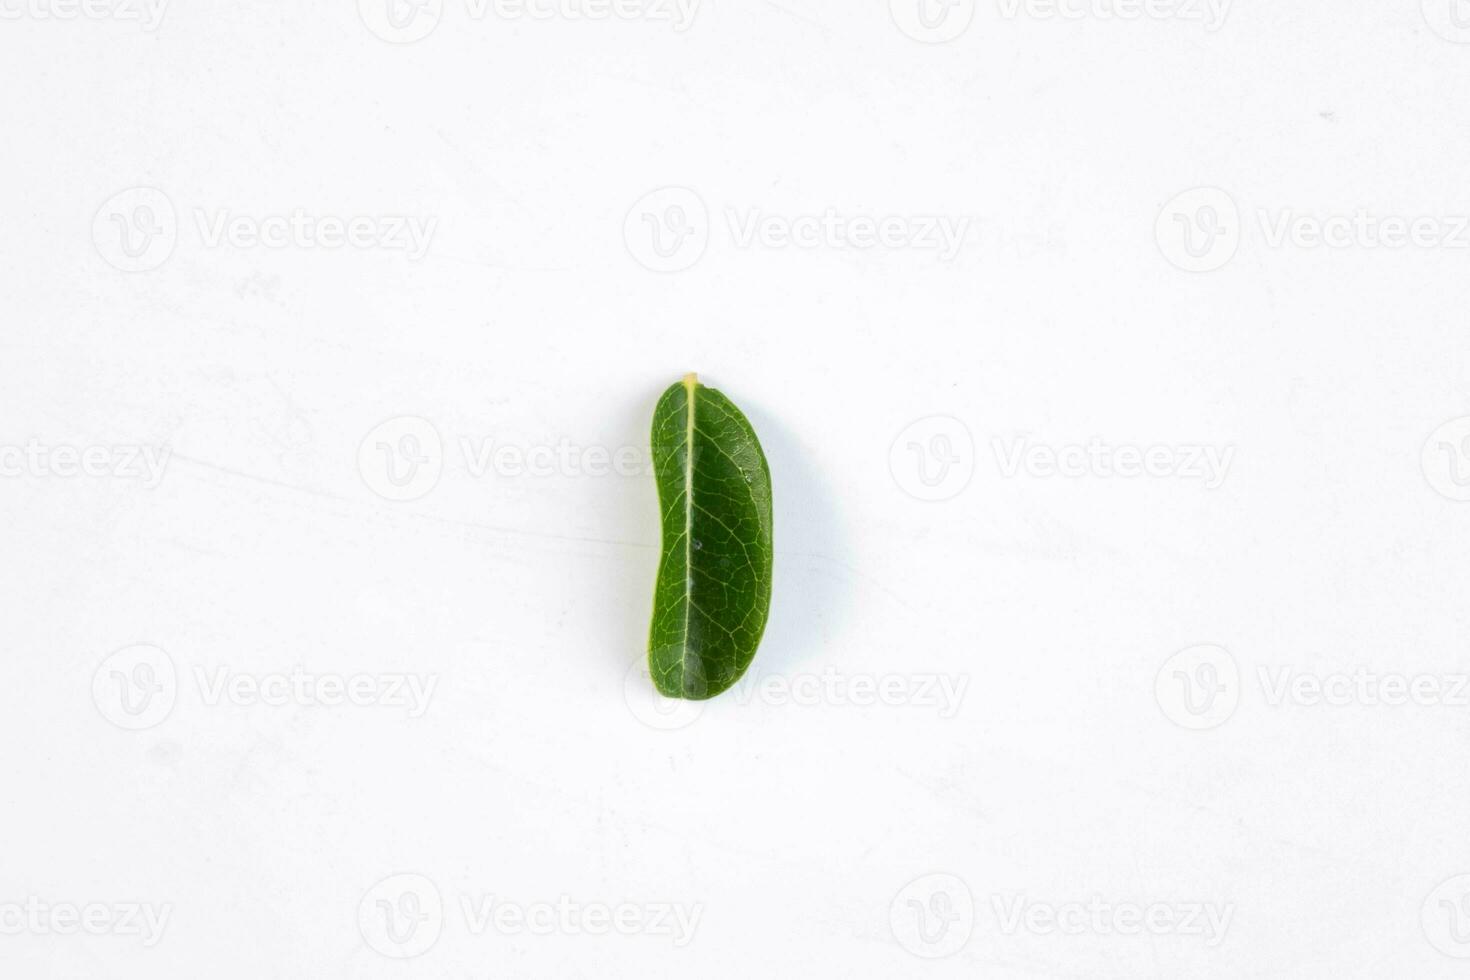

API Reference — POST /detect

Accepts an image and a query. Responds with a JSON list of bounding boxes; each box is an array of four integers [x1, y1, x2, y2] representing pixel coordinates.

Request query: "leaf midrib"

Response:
[[679, 372, 697, 692]]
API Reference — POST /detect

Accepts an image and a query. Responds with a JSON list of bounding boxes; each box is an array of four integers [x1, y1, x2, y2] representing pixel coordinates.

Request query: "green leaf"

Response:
[[648, 374, 773, 700]]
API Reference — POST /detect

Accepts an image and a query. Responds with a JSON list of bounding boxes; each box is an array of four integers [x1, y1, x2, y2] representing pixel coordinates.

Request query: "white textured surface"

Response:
[[4, 2, 1470, 977]]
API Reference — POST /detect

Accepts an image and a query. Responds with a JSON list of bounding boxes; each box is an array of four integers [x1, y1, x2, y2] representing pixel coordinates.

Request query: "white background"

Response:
[[4, 1, 1470, 977]]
